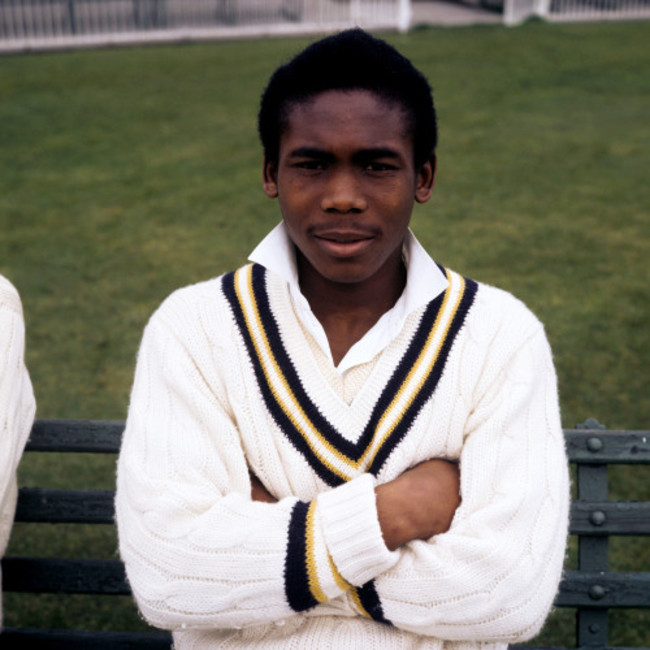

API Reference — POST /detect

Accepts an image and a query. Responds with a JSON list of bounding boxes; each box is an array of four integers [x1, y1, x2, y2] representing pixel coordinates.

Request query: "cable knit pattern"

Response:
[[115, 263, 569, 649], [0, 275, 36, 628]]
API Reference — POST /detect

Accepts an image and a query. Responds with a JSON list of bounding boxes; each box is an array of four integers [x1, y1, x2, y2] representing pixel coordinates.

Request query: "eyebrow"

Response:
[[354, 147, 402, 162], [287, 146, 402, 162], [287, 147, 336, 162]]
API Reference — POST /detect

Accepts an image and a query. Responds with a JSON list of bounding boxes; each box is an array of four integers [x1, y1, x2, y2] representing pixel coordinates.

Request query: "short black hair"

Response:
[[258, 28, 437, 168]]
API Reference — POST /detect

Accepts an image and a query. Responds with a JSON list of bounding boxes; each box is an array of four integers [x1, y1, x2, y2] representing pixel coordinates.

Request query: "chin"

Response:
[[319, 269, 375, 286]]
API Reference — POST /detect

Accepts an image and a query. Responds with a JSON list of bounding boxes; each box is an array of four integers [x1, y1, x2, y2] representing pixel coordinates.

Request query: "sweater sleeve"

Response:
[[115, 291, 397, 632], [0, 276, 36, 627], [366, 323, 570, 642]]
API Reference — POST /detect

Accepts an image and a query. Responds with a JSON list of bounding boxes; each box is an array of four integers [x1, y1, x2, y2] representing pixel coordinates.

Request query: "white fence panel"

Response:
[[505, 0, 650, 24], [0, 0, 410, 52]]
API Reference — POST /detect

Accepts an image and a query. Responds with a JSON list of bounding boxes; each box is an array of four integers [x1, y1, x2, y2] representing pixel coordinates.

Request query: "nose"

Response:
[[320, 170, 367, 213]]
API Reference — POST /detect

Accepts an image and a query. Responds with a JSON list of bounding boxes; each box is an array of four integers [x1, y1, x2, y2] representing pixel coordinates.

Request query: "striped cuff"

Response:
[[284, 500, 351, 612], [317, 473, 398, 587]]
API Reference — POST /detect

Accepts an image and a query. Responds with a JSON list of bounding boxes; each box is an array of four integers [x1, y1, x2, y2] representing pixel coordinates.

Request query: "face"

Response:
[[262, 89, 435, 288]]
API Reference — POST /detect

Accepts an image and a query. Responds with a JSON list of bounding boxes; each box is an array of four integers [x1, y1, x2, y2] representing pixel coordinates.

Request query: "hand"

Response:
[[250, 471, 277, 503], [375, 459, 460, 551]]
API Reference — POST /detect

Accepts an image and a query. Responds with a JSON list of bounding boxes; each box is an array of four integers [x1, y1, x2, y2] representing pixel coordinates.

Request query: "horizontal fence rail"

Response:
[[3, 557, 130, 595], [0, 628, 173, 650], [566, 429, 650, 463], [2, 420, 649, 648], [2, 0, 649, 49], [27, 418, 125, 452], [15, 488, 116, 523], [506, 0, 650, 24], [558, 570, 650, 608], [0, 0, 411, 51]]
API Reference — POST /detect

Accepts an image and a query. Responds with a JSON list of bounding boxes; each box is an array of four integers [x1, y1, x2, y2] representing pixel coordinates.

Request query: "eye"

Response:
[[294, 160, 326, 171], [365, 162, 396, 172]]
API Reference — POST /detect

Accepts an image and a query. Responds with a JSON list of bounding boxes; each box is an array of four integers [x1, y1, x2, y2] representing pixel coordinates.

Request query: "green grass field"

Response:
[[1, 18, 649, 644]]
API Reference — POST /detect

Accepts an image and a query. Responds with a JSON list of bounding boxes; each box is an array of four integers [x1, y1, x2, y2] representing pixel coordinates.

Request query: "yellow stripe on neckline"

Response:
[[360, 269, 465, 470], [232, 264, 467, 482], [234, 265, 355, 482]]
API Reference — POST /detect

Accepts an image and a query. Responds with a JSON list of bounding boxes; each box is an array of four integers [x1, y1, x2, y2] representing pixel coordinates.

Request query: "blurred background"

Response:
[[1, 0, 649, 643]]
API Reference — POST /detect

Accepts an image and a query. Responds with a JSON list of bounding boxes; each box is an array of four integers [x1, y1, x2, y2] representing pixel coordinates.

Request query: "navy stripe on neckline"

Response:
[[222, 264, 478, 486]]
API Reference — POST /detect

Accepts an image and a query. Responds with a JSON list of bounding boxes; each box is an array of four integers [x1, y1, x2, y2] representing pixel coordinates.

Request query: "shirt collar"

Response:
[[249, 222, 448, 373]]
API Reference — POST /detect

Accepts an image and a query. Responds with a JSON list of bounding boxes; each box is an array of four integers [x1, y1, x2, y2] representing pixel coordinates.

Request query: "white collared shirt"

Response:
[[249, 223, 448, 374]]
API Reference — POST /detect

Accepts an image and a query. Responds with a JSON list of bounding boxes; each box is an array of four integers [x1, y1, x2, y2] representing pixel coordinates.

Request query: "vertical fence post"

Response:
[[535, 0, 551, 18], [503, 0, 521, 25], [397, 0, 411, 32], [575, 420, 609, 646], [350, 0, 361, 26], [67, 0, 76, 33]]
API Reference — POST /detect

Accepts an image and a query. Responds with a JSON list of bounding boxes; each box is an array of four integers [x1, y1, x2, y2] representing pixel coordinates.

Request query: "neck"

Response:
[[297, 250, 406, 365]]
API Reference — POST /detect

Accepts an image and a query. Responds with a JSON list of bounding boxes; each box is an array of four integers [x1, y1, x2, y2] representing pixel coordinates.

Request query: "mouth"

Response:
[[313, 230, 375, 257]]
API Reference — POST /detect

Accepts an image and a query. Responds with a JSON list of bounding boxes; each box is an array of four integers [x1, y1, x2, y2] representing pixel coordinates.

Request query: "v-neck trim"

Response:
[[222, 263, 477, 487], [249, 223, 449, 373]]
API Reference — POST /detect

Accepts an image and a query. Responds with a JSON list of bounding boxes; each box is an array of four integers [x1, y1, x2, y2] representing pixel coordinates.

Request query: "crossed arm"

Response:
[[0, 281, 36, 515], [0, 277, 36, 628], [251, 458, 461, 552], [116, 292, 569, 640]]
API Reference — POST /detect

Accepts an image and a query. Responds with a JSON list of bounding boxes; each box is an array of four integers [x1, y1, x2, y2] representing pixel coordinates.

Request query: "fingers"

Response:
[[376, 458, 461, 550], [249, 472, 277, 503]]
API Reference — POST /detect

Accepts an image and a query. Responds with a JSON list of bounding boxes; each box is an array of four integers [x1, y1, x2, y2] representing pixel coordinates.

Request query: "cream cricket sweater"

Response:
[[0, 276, 36, 628], [116, 263, 569, 649]]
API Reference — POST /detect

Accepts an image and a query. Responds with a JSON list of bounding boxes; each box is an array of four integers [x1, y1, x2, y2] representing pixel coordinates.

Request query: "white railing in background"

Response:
[[505, 0, 650, 25], [2, 0, 649, 51], [0, 0, 411, 52]]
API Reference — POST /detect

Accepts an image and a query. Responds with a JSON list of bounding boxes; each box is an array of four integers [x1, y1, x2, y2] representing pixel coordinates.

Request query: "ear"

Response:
[[262, 157, 279, 198], [415, 154, 436, 204]]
